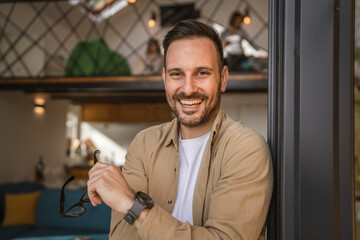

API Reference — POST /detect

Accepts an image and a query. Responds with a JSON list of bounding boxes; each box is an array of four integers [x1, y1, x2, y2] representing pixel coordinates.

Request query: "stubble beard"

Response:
[[170, 92, 221, 128]]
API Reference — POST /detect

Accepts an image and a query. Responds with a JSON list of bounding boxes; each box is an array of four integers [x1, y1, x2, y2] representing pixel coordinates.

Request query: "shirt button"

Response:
[[168, 200, 172, 204]]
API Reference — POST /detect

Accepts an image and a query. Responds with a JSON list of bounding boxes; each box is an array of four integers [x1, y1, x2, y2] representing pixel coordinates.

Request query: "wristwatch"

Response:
[[123, 191, 154, 225]]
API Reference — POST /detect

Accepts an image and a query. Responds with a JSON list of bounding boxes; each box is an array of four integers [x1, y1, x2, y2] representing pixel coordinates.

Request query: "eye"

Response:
[[195, 71, 210, 78], [169, 72, 183, 79]]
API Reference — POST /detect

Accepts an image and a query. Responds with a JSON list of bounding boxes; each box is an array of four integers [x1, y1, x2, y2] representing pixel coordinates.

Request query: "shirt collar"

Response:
[[165, 108, 225, 148]]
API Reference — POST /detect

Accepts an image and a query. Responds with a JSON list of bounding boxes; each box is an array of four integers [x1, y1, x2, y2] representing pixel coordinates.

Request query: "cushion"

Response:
[[36, 188, 111, 232], [0, 182, 44, 224], [2, 191, 41, 226], [0, 225, 35, 240]]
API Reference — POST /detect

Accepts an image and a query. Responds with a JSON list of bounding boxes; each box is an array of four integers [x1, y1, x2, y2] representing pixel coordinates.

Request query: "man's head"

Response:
[[163, 19, 224, 74], [147, 38, 160, 55], [229, 11, 243, 29], [162, 20, 228, 130]]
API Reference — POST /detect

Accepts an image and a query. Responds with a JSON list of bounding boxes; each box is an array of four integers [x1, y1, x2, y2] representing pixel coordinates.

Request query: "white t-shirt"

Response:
[[172, 131, 211, 225]]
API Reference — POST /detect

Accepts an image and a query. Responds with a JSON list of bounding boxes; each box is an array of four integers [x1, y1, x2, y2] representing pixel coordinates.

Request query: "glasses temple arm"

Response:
[[94, 150, 100, 164], [60, 175, 75, 214]]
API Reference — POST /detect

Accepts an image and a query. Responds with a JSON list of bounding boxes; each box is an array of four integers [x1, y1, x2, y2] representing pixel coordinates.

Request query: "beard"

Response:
[[170, 92, 221, 128]]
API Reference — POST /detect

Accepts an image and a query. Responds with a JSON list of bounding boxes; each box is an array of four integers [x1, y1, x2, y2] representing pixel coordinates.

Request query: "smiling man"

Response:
[[164, 36, 227, 138], [87, 19, 273, 240]]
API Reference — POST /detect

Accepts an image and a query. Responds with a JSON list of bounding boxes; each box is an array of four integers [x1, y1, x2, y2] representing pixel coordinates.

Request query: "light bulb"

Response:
[[34, 106, 45, 114], [243, 16, 251, 25], [34, 97, 46, 114], [148, 19, 155, 28], [34, 98, 45, 106]]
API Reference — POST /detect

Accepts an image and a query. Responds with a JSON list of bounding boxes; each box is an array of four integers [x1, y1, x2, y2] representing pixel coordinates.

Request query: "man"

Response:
[[87, 19, 273, 240]]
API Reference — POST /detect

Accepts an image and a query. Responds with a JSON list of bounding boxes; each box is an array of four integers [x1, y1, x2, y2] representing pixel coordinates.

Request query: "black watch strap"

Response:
[[123, 199, 146, 225]]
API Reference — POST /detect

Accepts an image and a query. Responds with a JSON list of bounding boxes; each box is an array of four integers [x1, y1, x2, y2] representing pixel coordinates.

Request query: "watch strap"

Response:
[[123, 199, 146, 225]]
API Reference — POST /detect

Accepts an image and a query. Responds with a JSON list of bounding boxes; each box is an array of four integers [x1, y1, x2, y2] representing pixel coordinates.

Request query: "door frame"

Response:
[[268, 0, 355, 239]]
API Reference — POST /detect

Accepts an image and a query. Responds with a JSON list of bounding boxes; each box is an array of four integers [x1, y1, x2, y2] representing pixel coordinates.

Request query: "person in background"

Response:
[[221, 11, 267, 72], [87, 19, 273, 240], [144, 38, 163, 75]]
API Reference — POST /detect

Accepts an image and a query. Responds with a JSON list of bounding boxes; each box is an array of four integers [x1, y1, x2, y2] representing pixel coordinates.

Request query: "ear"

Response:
[[220, 65, 228, 93]]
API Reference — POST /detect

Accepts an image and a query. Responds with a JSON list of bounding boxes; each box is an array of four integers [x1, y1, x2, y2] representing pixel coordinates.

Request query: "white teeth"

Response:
[[180, 99, 202, 106]]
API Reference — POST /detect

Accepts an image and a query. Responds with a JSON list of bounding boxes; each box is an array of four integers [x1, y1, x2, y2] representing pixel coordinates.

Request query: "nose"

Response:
[[182, 75, 197, 95]]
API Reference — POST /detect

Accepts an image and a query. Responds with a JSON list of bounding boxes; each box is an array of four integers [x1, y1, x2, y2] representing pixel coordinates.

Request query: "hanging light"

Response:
[[243, 16, 251, 24], [127, 0, 136, 4], [243, 8, 251, 25], [148, 12, 156, 28], [34, 97, 46, 115]]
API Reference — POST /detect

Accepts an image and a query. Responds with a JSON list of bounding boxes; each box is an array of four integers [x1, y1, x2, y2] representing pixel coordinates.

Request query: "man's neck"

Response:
[[180, 115, 217, 140]]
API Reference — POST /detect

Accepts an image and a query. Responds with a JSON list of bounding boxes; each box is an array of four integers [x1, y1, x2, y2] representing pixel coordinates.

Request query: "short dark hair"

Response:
[[146, 38, 161, 55], [163, 19, 224, 73], [229, 11, 243, 26]]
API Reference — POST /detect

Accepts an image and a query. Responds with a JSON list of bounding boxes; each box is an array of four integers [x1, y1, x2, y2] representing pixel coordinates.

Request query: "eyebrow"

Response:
[[166, 67, 182, 72], [166, 66, 215, 72]]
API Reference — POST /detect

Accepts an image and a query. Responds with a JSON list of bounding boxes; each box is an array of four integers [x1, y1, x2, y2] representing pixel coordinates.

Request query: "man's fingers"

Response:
[[88, 161, 108, 176], [87, 168, 106, 206], [88, 162, 114, 185], [86, 162, 133, 213], [88, 191, 103, 206], [87, 164, 121, 204]]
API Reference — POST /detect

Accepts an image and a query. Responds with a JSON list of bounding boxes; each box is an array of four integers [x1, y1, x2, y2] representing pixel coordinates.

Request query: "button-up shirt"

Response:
[[109, 108, 273, 240]]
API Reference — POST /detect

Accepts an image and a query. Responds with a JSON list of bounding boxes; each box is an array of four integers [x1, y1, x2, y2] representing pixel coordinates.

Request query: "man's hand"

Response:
[[87, 162, 135, 215]]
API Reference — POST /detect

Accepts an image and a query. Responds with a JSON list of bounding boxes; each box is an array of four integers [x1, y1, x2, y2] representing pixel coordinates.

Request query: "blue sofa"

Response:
[[0, 182, 111, 240]]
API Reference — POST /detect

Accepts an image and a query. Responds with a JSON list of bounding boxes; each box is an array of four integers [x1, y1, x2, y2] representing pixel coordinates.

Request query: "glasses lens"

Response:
[[64, 205, 86, 217]]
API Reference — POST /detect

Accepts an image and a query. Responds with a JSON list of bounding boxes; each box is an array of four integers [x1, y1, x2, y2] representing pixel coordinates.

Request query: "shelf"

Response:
[[0, 73, 267, 103]]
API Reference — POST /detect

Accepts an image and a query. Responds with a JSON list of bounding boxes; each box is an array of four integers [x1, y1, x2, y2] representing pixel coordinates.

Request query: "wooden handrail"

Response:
[[0, 73, 267, 85]]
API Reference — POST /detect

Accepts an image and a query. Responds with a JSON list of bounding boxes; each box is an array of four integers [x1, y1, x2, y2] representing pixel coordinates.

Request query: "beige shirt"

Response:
[[110, 108, 273, 240]]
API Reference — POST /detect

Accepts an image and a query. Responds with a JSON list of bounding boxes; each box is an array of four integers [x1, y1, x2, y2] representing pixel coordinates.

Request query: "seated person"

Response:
[[144, 38, 163, 75], [221, 11, 267, 72]]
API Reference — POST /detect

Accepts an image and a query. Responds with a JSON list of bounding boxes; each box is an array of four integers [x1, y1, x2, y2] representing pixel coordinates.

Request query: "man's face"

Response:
[[162, 38, 228, 127]]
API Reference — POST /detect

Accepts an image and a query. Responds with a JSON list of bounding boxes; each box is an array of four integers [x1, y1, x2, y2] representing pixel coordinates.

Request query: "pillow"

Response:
[[0, 182, 44, 223], [2, 190, 41, 226]]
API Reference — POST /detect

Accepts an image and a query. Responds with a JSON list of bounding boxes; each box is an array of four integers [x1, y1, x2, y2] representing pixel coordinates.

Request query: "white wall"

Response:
[[221, 93, 267, 138], [0, 91, 69, 183]]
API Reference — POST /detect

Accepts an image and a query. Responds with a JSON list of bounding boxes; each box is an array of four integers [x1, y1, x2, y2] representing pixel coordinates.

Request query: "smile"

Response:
[[179, 99, 203, 108]]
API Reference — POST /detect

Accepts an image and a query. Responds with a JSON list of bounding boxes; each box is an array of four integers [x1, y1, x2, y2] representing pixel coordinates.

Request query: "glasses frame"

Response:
[[60, 150, 100, 218]]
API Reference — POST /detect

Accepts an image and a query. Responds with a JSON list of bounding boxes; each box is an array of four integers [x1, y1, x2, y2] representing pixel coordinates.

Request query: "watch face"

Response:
[[137, 191, 154, 207]]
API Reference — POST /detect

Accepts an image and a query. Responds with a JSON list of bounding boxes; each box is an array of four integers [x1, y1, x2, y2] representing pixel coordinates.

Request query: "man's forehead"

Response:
[[167, 37, 215, 50], [166, 38, 217, 65]]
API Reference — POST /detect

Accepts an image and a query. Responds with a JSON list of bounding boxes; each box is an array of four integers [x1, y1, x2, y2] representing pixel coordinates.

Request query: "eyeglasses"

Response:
[[60, 150, 100, 218]]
